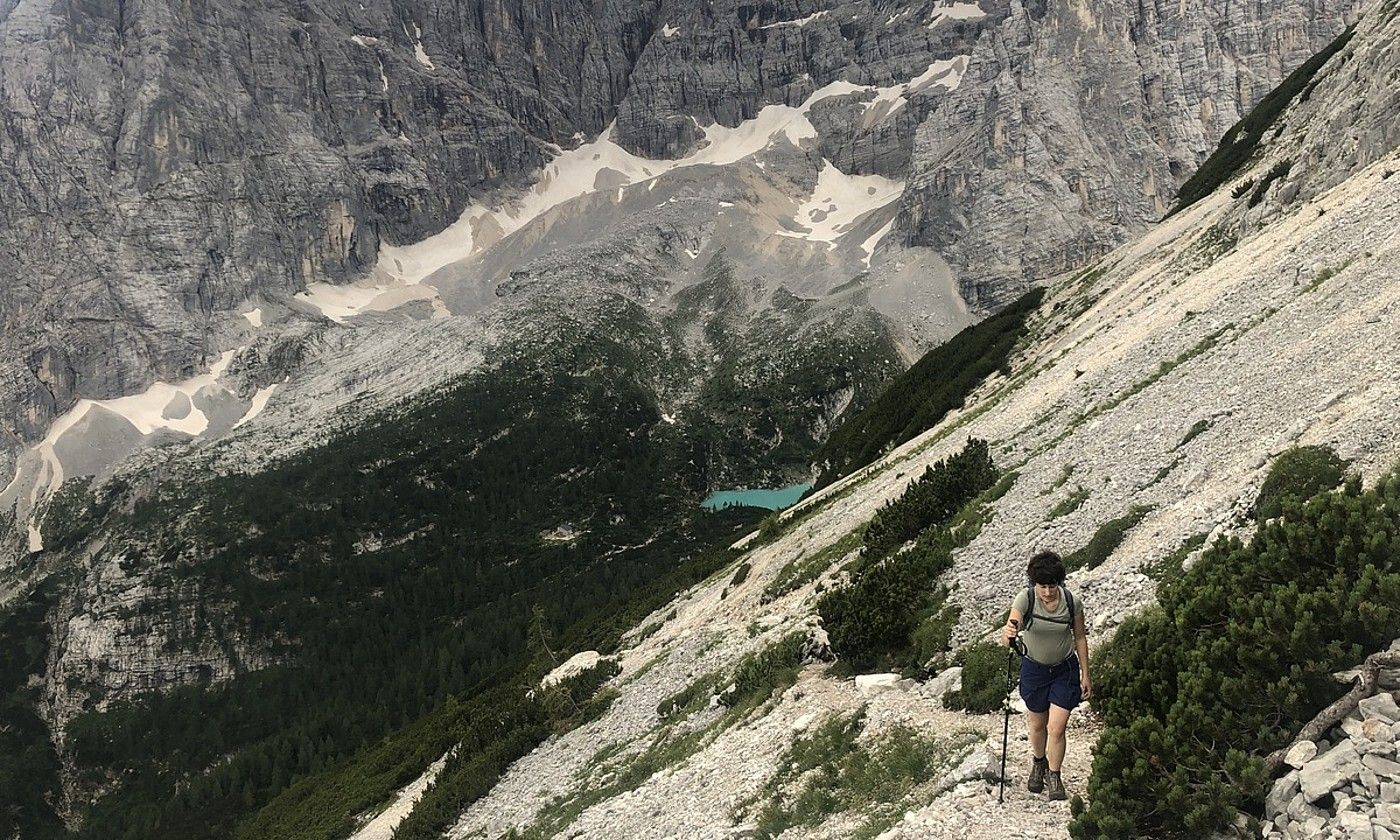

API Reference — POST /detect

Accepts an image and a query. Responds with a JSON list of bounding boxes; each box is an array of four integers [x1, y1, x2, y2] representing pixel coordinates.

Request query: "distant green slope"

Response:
[[811, 288, 1044, 487], [2, 280, 898, 839], [1170, 24, 1355, 214]]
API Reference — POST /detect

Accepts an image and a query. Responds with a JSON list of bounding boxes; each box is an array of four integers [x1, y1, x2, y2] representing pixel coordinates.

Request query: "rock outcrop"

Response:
[[1265, 676, 1400, 839]]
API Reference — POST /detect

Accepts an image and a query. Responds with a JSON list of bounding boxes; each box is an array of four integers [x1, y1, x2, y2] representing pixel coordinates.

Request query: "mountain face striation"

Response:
[[0, 0, 1357, 482]]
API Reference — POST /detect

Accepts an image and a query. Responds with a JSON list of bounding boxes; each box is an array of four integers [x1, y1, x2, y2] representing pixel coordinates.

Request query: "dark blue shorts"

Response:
[[1019, 653, 1082, 713]]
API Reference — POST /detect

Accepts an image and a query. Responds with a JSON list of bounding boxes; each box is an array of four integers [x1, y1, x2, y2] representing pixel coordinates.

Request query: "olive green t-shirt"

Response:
[[1012, 587, 1084, 665]]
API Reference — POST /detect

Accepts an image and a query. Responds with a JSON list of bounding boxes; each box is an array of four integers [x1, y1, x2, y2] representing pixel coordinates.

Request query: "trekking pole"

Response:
[[999, 618, 1022, 804]]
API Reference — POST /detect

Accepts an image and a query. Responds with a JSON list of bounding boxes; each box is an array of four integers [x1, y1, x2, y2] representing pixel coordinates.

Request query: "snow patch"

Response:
[[243, 307, 263, 327], [760, 10, 828, 28], [928, 2, 986, 28], [907, 56, 969, 94], [806, 79, 869, 105], [775, 160, 904, 246], [372, 65, 966, 285], [295, 283, 386, 322], [349, 34, 379, 47], [861, 217, 897, 268], [68, 350, 237, 440], [233, 384, 278, 429], [23, 348, 238, 507], [406, 22, 434, 69], [661, 23, 680, 38], [861, 56, 969, 127], [294, 279, 448, 322], [378, 81, 862, 284]]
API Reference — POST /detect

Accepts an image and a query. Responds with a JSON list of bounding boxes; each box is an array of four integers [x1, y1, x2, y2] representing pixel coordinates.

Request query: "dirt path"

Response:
[[877, 703, 1104, 840]]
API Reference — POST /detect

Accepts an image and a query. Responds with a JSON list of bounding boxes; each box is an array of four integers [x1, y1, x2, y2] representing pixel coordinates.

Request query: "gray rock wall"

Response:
[[899, 0, 1360, 311], [0, 0, 1360, 475], [0, 0, 659, 465]]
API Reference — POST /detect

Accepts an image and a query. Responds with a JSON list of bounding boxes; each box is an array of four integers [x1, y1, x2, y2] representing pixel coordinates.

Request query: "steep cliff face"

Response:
[[0, 0, 657, 466], [0, 0, 1359, 482], [900, 0, 1360, 311]]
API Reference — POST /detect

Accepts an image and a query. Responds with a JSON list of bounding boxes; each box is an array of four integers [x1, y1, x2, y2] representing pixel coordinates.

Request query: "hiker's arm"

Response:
[[1001, 606, 1023, 647], [1075, 607, 1092, 699]]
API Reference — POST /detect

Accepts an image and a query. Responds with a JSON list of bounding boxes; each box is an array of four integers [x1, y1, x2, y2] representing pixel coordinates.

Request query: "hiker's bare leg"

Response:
[[1047, 704, 1072, 771], [1027, 709, 1048, 759]]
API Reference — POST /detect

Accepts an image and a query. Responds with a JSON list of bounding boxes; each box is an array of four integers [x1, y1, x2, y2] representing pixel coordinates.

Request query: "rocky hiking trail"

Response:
[[860, 689, 1104, 840], [447, 645, 1104, 840]]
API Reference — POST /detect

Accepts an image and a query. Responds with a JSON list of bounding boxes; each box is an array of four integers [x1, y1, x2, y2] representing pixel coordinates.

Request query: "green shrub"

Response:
[[1062, 505, 1154, 573], [1143, 532, 1209, 585], [720, 632, 805, 716], [729, 562, 751, 587], [535, 660, 624, 734], [820, 531, 957, 673], [657, 676, 716, 720], [763, 529, 863, 603], [862, 439, 997, 559], [1046, 486, 1090, 520], [752, 711, 975, 839], [657, 633, 802, 722], [722, 562, 752, 598], [943, 641, 1015, 714], [1247, 159, 1292, 207], [1045, 463, 1075, 494], [909, 601, 960, 674], [819, 440, 999, 672], [1070, 473, 1400, 839], [1175, 419, 1211, 450], [1255, 444, 1348, 521]]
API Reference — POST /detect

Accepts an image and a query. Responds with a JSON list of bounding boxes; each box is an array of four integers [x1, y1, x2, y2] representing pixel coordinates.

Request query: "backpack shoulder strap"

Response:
[[1021, 584, 1036, 630], [1064, 586, 1076, 623]]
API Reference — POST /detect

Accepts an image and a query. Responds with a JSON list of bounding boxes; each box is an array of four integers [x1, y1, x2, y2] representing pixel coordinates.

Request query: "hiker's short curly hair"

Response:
[[1027, 550, 1066, 586]]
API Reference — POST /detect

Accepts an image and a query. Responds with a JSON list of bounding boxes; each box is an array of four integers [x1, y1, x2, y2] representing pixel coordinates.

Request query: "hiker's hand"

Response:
[[1081, 672, 1093, 700], [1001, 621, 1017, 647]]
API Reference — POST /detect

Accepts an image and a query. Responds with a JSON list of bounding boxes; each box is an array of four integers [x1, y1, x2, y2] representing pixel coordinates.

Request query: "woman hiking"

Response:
[[999, 550, 1092, 801]]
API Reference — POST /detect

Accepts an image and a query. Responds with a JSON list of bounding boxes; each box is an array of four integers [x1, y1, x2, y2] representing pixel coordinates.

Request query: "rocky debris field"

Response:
[[1266, 683, 1400, 840]]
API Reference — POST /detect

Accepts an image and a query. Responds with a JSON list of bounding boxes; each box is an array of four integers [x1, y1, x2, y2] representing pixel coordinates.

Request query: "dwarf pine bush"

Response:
[[1255, 444, 1348, 521], [819, 440, 997, 672], [1071, 473, 1400, 838], [861, 439, 997, 559], [943, 641, 1015, 714]]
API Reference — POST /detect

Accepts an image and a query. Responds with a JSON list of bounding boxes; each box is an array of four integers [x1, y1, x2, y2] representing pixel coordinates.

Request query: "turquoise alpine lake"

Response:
[[701, 484, 812, 511]]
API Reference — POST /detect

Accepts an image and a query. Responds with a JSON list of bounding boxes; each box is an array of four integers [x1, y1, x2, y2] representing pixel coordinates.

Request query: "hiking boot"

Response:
[[1027, 756, 1048, 793], [1046, 770, 1067, 801]]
